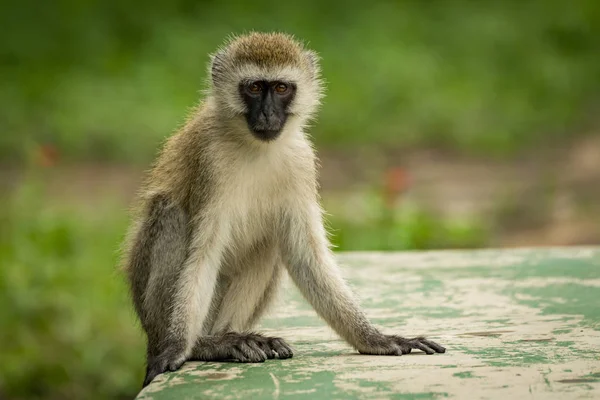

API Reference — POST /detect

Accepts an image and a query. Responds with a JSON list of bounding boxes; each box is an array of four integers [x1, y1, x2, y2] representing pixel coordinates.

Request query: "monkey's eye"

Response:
[[274, 83, 288, 94], [248, 82, 262, 93]]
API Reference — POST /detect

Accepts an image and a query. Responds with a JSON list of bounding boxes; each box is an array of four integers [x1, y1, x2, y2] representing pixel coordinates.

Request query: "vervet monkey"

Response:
[[121, 32, 446, 388]]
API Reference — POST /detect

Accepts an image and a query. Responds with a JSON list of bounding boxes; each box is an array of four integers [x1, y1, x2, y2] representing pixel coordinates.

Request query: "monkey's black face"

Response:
[[239, 80, 297, 141]]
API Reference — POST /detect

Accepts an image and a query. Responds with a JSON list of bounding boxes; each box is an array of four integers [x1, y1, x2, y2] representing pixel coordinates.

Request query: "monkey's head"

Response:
[[209, 32, 324, 142]]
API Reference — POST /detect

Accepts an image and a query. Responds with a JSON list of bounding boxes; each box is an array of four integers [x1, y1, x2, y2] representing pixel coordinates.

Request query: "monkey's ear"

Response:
[[304, 50, 321, 75], [210, 50, 227, 83]]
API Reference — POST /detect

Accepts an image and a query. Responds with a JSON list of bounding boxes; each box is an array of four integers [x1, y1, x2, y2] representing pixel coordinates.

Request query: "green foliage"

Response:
[[0, 178, 144, 400], [2, 0, 600, 162], [328, 192, 489, 251]]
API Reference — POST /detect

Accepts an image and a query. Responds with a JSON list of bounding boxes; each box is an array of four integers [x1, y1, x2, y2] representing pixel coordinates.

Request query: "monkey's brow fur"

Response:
[[221, 32, 308, 68], [120, 31, 445, 389]]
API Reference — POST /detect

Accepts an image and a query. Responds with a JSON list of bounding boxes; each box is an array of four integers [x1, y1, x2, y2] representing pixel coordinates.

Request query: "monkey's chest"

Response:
[[211, 149, 298, 264], [215, 173, 285, 255]]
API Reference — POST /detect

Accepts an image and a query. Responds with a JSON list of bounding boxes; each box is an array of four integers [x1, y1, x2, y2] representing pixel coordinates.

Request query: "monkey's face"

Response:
[[210, 33, 324, 139], [239, 80, 297, 141]]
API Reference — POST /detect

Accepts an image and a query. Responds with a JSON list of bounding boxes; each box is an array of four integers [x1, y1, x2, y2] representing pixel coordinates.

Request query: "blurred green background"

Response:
[[2, 0, 600, 398]]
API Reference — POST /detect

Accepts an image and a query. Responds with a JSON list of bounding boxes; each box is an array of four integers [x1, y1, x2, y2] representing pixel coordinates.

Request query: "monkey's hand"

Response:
[[191, 332, 293, 363], [143, 347, 187, 387], [358, 334, 446, 356]]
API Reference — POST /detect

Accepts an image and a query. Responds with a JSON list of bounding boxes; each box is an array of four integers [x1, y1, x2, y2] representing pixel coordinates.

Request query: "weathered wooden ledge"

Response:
[[137, 247, 600, 399]]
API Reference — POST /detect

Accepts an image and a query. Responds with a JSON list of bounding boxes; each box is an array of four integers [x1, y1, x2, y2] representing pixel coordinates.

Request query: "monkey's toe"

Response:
[[246, 341, 269, 362], [270, 337, 294, 359], [230, 346, 251, 362], [233, 342, 268, 363], [254, 339, 277, 359], [242, 333, 293, 360]]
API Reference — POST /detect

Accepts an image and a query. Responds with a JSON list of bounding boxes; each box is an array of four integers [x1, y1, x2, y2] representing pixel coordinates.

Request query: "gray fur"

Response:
[[190, 332, 293, 362], [124, 195, 190, 359]]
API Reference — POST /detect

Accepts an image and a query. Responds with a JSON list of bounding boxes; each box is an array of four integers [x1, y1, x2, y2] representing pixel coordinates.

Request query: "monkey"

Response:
[[120, 32, 446, 388]]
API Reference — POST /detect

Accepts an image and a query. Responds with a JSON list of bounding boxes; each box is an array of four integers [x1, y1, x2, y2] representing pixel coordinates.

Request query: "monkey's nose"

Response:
[[261, 109, 278, 124], [261, 110, 269, 122]]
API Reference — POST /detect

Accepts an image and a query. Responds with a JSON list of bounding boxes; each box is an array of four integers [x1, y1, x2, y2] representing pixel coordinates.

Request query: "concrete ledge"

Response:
[[137, 247, 600, 399]]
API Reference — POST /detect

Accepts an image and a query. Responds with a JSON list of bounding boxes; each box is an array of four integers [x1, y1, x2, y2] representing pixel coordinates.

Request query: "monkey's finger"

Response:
[[275, 338, 294, 354], [237, 342, 266, 363], [390, 344, 404, 356], [247, 341, 268, 362], [271, 338, 293, 359], [420, 339, 446, 353], [231, 346, 250, 363], [257, 341, 277, 359], [142, 371, 157, 388], [167, 357, 186, 372], [143, 365, 165, 387], [410, 341, 435, 355]]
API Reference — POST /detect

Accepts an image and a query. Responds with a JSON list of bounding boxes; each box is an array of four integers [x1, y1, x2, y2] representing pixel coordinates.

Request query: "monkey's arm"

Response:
[[125, 193, 225, 387], [280, 203, 446, 356], [123, 194, 193, 385]]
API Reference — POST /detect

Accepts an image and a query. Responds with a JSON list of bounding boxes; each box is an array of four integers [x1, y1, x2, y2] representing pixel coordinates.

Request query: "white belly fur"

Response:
[[210, 145, 290, 272]]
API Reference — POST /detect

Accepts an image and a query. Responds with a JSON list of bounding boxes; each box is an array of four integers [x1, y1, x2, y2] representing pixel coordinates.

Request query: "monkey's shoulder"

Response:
[[136, 128, 211, 205]]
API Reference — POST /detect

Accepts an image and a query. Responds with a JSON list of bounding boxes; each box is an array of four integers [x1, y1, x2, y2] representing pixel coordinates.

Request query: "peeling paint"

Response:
[[137, 247, 600, 399]]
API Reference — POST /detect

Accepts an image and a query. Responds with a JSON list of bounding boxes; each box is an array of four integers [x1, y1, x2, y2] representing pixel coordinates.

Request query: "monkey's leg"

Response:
[[243, 264, 284, 330], [209, 256, 281, 333], [201, 272, 232, 335], [280, 204, 446, 356], [205, 249, 293, 360], [188, 266, 293, 363]]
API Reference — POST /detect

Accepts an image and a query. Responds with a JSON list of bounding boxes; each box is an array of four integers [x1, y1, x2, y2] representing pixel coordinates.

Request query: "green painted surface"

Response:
[[137, 247, 600, 399]]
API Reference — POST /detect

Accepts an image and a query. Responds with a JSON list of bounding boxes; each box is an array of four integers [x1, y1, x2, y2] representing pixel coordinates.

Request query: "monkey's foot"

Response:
[[191, 332, 293, 363], [143, 349, 187, 387], [229, 332, 293, 362], [358, 334, 446, 356]]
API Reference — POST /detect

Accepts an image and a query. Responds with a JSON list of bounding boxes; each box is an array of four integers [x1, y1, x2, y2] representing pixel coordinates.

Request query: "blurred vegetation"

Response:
[[327, 191, 489, 251], [2, 0, 600, 163], [2, 1, 600, 399], [0, 177, 144, 400]]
